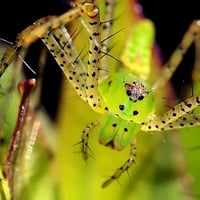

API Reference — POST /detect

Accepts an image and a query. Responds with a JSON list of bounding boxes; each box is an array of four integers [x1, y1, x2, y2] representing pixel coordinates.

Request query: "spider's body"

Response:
[[98, 72, 154, 149]]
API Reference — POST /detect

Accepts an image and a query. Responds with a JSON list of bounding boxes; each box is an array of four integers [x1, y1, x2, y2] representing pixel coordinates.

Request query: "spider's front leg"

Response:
[[102, 139, 137, 188], [84, 2, 103, 111], [81, 121, 99, 160], [40, 1, 104, 112], [0, 2, 101, 78]]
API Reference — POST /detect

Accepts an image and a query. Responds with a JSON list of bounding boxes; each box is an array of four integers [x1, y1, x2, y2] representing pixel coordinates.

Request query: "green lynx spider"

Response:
[[1, 0, 200, 188]]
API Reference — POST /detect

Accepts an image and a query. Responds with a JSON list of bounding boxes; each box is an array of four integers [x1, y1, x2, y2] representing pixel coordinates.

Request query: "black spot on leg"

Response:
[[184, 101, 192, 108], [172, 113, 177, 117], [181, 106, 185, 112], [89, 21, 98, 26], [155, 125, 159, 129], [92, 59, 97, 63], [93, 45, 99, 52], [93, 32, 100, 37]]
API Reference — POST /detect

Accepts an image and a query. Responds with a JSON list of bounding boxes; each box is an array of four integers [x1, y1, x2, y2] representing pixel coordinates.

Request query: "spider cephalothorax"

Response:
[[98, 72, 154, 123]]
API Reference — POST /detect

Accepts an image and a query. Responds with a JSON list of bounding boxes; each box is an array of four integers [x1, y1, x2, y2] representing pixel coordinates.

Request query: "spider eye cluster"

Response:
[[125, 81, 149, 102]]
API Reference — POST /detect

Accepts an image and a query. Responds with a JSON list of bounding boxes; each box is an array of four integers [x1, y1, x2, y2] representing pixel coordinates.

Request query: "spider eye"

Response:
[[138, 95, 144, 100], [126, 90, 132, 96]]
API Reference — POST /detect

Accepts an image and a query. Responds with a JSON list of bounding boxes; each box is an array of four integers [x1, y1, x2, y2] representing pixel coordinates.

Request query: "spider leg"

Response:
[[0, 2, 99, 78], [153, 20, 200, 91], [0, 18, 52, 77], [85, 3, 102, 110], [102, 139, 137, 188], [141, 95, 200, 131], [81, 121, 99, 160], [40, 25, 88, 102], [38, 1, 105, 112], [101, 0, 115, 48], [100, 0, 116, 70], [158, 113, 200, 131]]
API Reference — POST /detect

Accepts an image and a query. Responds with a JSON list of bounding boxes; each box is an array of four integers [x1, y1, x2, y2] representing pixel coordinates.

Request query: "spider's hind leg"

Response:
[[153, 20, 200, 91]]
